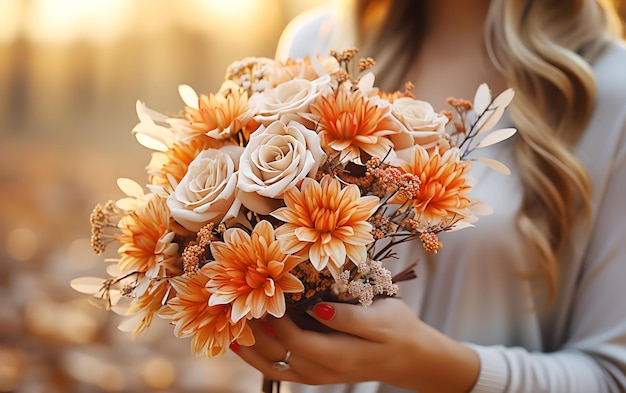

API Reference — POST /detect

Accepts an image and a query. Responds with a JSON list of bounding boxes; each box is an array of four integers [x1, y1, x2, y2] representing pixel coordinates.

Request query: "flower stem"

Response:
[[262, 378, 280, 393]]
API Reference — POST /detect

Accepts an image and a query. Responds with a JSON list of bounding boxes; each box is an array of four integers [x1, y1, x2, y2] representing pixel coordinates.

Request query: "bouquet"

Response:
[[73, 48, 515, 384]]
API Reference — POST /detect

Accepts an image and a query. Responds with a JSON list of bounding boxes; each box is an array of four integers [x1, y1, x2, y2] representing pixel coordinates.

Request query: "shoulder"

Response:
[[587, 38, 626, 141], [592, 38, 626, 104], [275, 5, 336, 61], [579, 38, 626, 174]]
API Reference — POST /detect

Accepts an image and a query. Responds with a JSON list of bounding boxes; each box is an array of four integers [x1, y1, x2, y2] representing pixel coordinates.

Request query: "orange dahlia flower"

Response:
[[117, 195, 179, 277], [309, 89, 405, 163], [400, 146, 473, 227], [173, 82, 258, 144], [272, 176, 379, 277], [206, 221, 304, 322], [148, 137, 217, 187], [161, 267, 255, 357]]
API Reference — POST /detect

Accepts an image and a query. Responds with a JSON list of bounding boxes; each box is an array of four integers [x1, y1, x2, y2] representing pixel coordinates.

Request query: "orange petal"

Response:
[[345, 243, 367, 265], [278, 274, 305, 293], [295, 227, 319, 243], [308, 242, 329, 271]]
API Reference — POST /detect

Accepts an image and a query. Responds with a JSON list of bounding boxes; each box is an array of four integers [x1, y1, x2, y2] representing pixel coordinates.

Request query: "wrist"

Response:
[[408, 323, 480, 393]]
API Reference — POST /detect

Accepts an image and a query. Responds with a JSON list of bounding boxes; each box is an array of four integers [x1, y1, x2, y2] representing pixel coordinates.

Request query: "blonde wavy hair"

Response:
[[332, 0, 622, 299]]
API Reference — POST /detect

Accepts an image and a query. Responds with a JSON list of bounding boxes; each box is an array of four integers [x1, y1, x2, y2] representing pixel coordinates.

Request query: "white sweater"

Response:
[[276, 7, 626, 393]]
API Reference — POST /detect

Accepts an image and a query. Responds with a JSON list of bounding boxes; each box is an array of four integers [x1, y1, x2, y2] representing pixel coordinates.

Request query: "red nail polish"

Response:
[[259, 320, 276, 336], [229, 342, 241, 353], [313, 303, 335, 320]]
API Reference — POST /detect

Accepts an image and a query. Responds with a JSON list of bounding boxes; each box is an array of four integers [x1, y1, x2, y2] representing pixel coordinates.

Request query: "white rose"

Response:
[[167, 145, 244, 232], [238, 119, 325, 215], [250, 74, 330, 125], [392, 97, 449, 150]]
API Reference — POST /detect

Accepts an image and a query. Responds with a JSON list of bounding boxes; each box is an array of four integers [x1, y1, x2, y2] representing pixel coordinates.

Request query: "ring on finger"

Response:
[[272, 350, 292, 371]]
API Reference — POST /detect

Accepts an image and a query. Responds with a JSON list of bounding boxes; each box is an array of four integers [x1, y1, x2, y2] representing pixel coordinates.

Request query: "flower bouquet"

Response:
[[73, 48, 515, 391]]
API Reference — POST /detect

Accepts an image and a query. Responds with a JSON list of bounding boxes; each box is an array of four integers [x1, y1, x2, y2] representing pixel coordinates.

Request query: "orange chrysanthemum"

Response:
[[272, 176, 379, 277], [199, 88, 253, 138], [206, 221, 304, 322], [400, 146, 473, 227], [171, 83, 258, 144], [117, 195, 179, 277], [161, 267, 255, 357], [148, 137, 218, 187], [309, 89, 401, 162]]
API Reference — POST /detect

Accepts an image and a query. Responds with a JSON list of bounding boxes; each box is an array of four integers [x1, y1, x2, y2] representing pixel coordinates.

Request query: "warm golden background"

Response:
[[1, 1, 625, 393], [0, 1, 329, 392]]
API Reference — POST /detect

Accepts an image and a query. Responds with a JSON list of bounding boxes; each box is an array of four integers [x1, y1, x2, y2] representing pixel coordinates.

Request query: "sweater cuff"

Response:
[[463, 343, 509, 393]]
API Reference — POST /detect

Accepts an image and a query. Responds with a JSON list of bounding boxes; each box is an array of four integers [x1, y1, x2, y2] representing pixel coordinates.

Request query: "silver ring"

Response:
[[272, 350, 291, 371]]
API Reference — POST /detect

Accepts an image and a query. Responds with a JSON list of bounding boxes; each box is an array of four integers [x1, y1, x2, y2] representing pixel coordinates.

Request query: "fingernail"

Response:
[[313, 303, 335, 321], [229, 342, 240, 353], [259, 320, 276, 336]]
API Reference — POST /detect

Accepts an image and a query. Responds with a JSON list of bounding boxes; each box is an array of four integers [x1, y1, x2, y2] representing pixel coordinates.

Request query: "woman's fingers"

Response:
[[303, 297, 420, 342], [230, 340, 299, 382], [245, 319, 286, 363], [231, 324, 339, 385], [270, 313, 369, 358], [267, 314, 390, 382], [232, 300, 422, 386]]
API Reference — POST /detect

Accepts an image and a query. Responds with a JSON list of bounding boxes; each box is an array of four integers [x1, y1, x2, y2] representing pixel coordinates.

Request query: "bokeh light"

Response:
[[0, 347, 24, 392], [24, 0, 130, 44], [0, 1, 22, 43], [139, 356, 177, 389], [6, 227, 39, 261], [67, 237, 100, 270], [183, 0, 281, 44]]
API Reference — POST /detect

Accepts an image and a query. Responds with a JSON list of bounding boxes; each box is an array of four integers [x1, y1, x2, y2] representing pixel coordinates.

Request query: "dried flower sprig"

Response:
[[89, 200, 124, 255], [340, 260, 399, 306]]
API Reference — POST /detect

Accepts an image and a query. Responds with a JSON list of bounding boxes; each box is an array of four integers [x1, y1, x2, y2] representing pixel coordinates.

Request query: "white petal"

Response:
[[135, 100, 168, 124], [178, 84, 199, 109], [134, 131, 169, 152], [115, 197, 138, 212], [447, 220, 475, 232], [474, 157, 512, 175], [109, 289, 123, 306], [473, 83, 491, 115], [491, 88, 515, 110], [111, 296, 132, 315], [471, 201, 494, 216], [475, 106, 505, 135], [70, 277, 106, 294], [357, 72, 375, 92], [476, 128, 517, 148], [117, 178, 145, 198], [105, 264, 121, 277], [117, 313, 144, 332]]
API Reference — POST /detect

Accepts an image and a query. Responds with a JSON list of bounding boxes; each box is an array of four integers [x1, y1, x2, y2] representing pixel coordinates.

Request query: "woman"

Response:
[[229, 0, 626, 391]]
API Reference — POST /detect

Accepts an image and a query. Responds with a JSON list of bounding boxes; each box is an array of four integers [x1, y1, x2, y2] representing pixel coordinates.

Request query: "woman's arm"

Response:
[[232, 298, 480, 392]]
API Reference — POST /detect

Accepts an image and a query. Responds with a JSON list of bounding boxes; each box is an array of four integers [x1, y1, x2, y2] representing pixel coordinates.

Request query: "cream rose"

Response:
[[392, 97, 449, 150], [167, 145, 244, 232], [237, 119, 325, 215], [249, 74, 330, 125]]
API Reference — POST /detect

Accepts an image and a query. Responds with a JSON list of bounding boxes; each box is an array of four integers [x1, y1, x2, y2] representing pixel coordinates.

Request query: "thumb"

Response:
[[307, 299, 401, 342]]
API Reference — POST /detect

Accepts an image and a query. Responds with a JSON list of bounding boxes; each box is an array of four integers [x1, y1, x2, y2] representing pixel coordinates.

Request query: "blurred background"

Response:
[[0, 1, 330, 392], [0, 1, 625, 393]]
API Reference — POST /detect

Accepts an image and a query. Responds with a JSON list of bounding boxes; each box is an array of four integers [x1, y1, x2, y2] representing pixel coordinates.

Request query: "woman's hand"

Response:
[[229, 297, 480, 392]]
